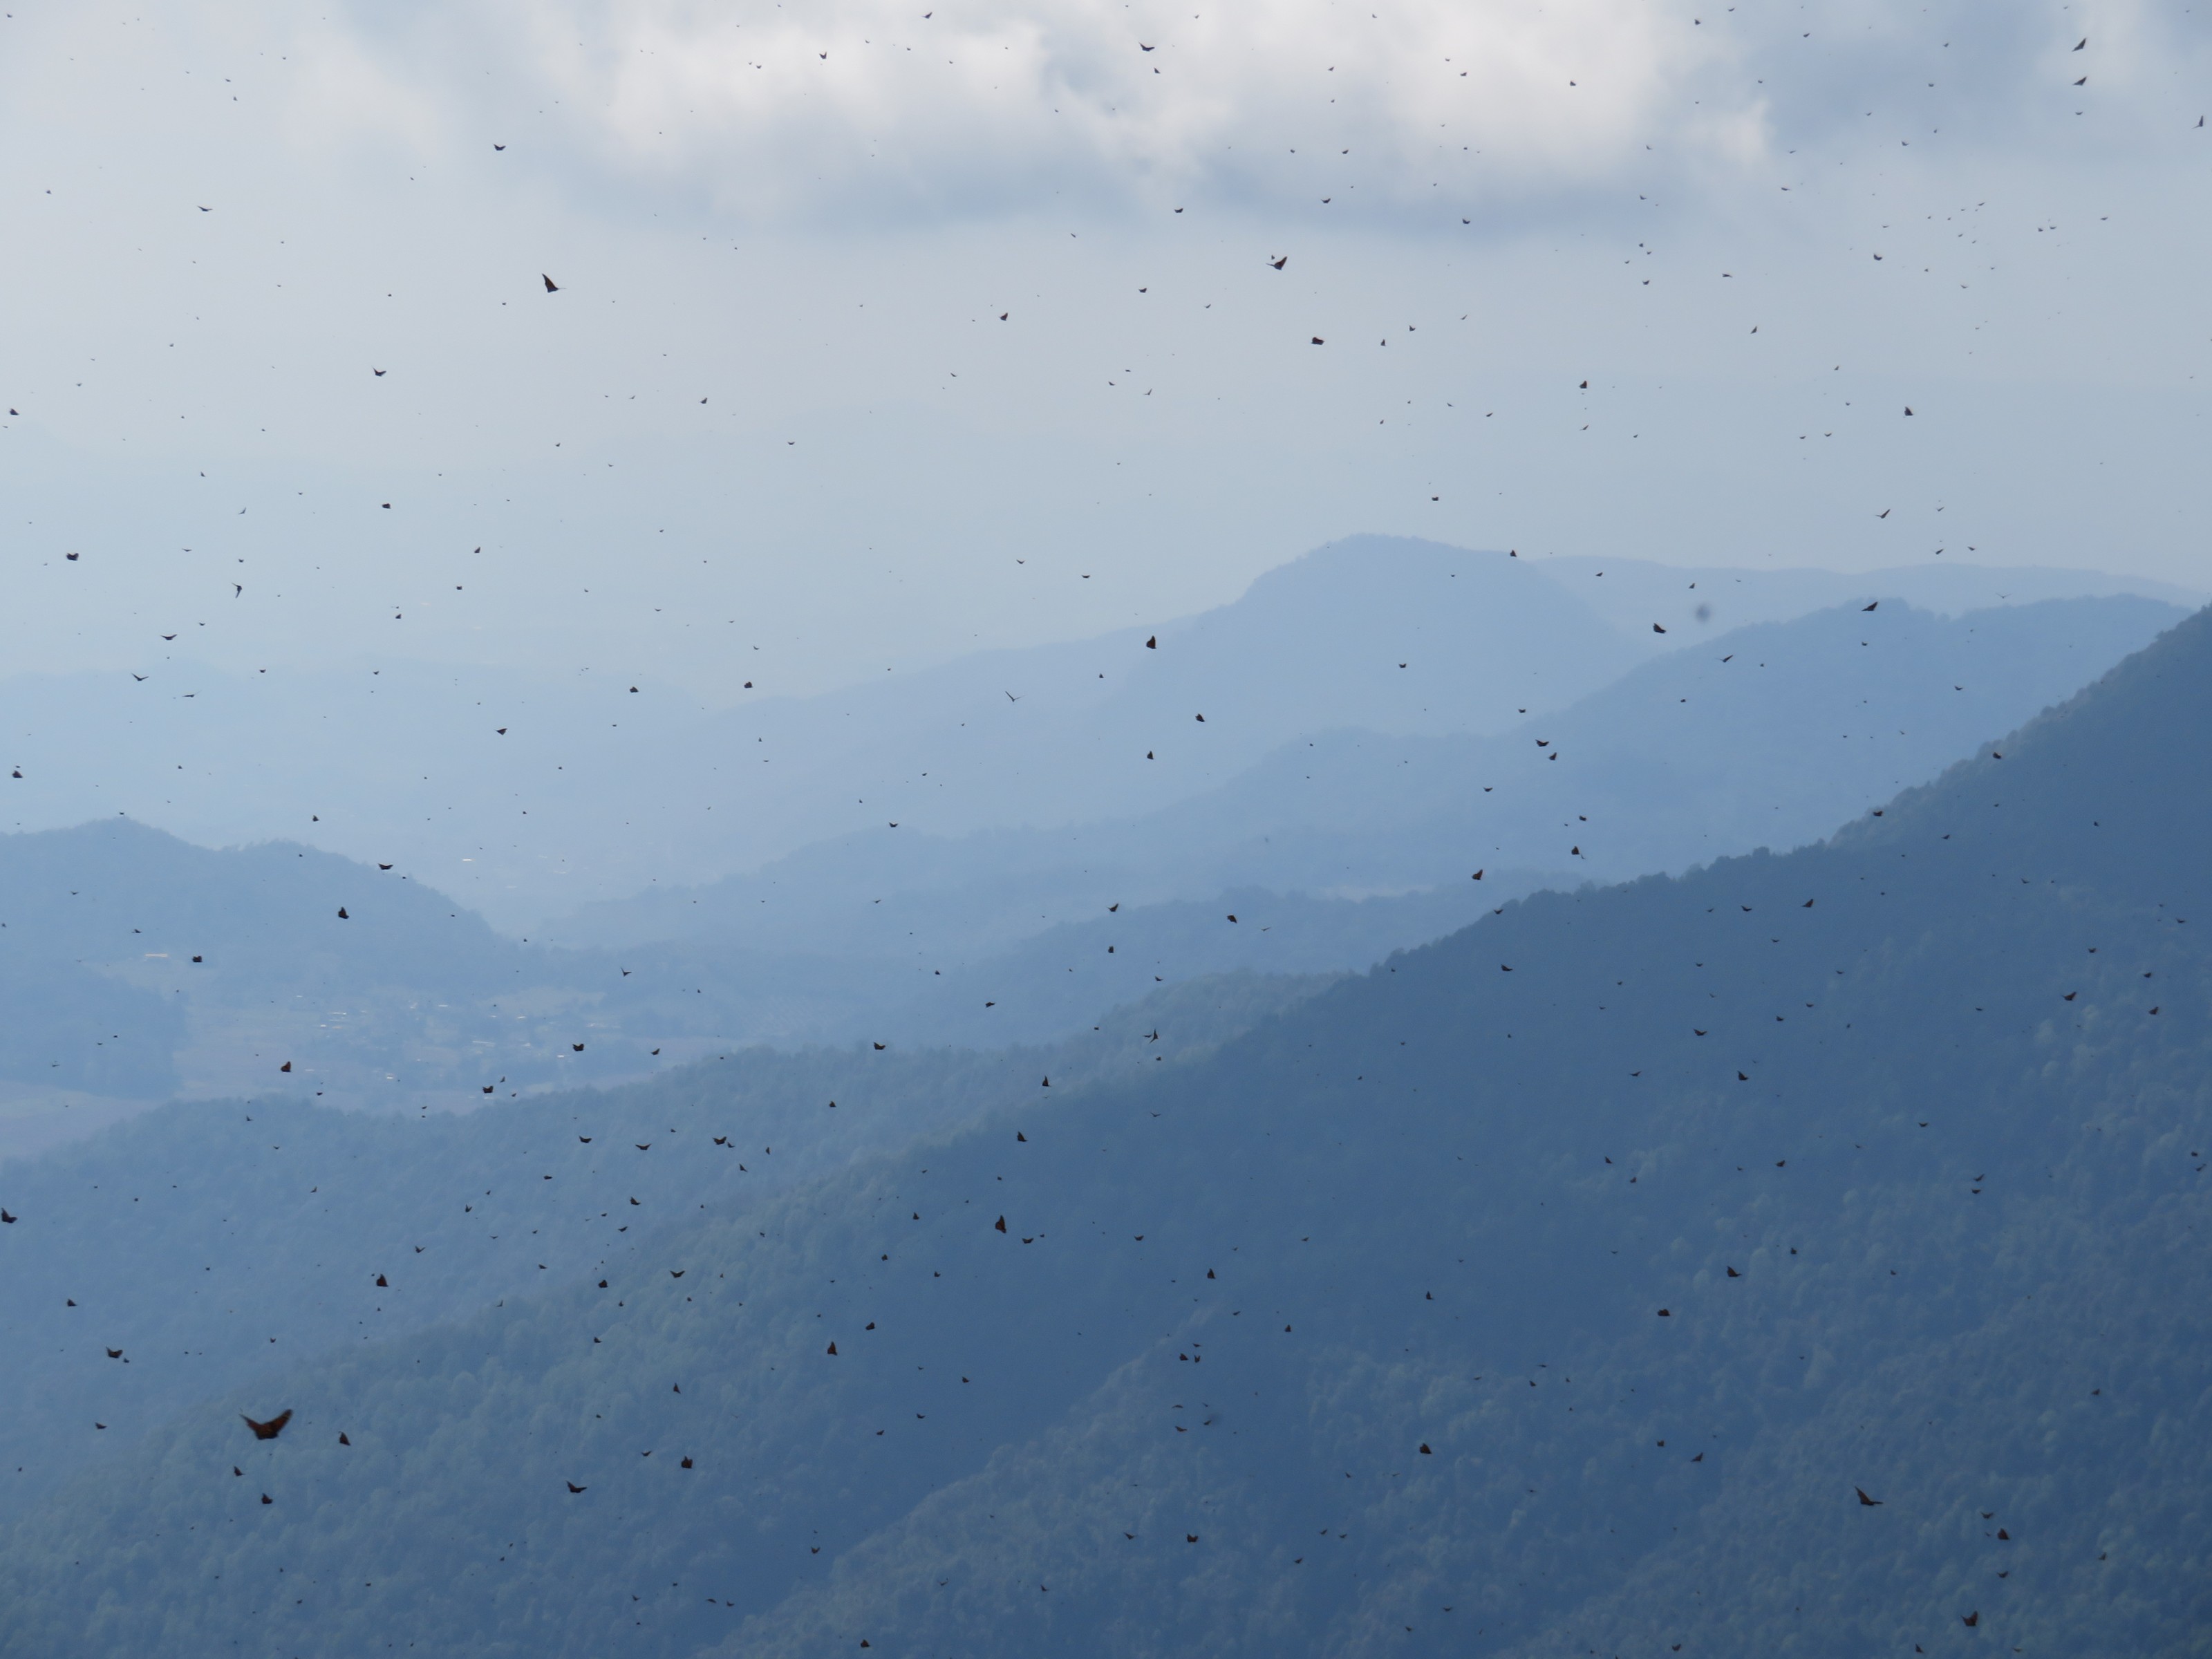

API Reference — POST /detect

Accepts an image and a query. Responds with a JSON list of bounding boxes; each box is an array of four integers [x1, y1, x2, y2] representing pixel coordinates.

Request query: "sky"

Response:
[[1, 0, 2206, 702]]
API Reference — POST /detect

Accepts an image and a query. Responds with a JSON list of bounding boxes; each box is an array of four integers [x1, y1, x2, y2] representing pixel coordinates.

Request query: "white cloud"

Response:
[[20, 0, 2204, 232], [272, 0, 2212, 228], [315, 0, 1761, 221]]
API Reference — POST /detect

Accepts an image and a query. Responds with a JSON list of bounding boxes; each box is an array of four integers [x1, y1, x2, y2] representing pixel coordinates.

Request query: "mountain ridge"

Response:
[[0, 611, 2200, 1655]]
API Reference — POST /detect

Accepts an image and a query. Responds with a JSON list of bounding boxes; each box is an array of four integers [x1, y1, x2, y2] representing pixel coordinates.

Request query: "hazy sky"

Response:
[[2, 0, 2206, 699]]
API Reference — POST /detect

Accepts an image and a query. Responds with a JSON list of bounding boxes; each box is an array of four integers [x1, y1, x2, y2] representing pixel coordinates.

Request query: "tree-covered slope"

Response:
[[0, 948, 182, 1095], [0, 971, 1329, 1517], [0, 608, 2204, 1658]]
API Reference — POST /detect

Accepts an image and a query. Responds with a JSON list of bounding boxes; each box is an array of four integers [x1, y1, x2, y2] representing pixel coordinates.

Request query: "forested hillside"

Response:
[[0, 609, 2200, 1655], [0, 971, 1329, 1515]]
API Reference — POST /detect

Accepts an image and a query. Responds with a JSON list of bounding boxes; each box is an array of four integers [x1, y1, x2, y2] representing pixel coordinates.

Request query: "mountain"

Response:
[[0, 971, 1331, 1517], [0, 537, 1653, 930], [557, 595, 2182, 972], [0, 948, 180, 1100], [0, 821, 645, 1138], [8, 538, 2185, 934], [0, 608, 2201, 1655], [0, 818, 521, 1000], [1535, 552, 2202, 640], [0, 594, 2177, 1151]]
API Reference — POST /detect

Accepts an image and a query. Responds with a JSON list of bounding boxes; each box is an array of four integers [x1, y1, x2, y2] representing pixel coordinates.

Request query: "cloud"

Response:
[[313, 0, 1760, 223], [274, 0, 2211, 231], [15, 1, 2204, 235]]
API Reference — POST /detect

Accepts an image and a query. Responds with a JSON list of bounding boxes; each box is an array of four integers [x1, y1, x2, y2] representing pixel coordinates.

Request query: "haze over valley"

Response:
[[3, 2, 2209, 1653], [0, 541, 2188, 1150]]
